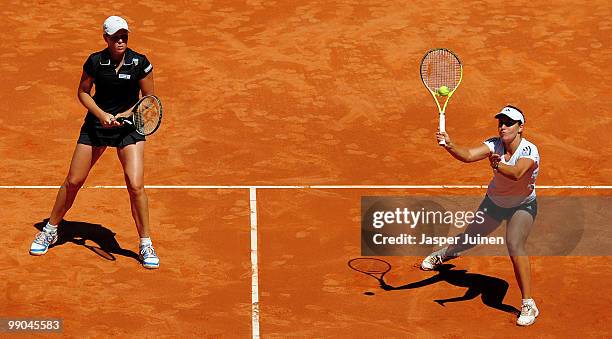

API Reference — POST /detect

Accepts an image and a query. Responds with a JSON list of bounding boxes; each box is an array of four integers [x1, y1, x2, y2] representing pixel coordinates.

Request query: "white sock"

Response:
[[44, 222, 58, 233], [522, 298, 535, 305], [140, 237, 152, 247]]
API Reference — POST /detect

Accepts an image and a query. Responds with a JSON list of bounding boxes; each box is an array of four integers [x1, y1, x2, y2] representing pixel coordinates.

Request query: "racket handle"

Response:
[[116, 117, 132, 125], [438, 112, 446, 146]]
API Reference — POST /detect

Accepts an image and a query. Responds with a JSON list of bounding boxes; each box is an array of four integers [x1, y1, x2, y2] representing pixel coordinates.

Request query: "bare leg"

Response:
[[448, 213, 503, 255], [48, 144, 106, 225], [506, 210, 535, 299], [421, 213, 503, 270], [116, 141, 150, 238]]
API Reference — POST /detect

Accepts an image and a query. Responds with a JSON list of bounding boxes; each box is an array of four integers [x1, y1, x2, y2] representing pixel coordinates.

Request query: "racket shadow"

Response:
[[380, 263, 519, 315], [34, 219, 140, 263]]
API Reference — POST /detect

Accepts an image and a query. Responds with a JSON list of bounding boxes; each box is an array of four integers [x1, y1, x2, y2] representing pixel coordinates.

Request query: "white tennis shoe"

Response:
[[140, 244, 160, 269], [29, 229, 58, 256], [517, 301, 539, 326], [420, 246, 457, 270]]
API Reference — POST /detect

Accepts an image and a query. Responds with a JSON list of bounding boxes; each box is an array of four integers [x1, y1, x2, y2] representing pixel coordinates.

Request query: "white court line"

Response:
[[309, 185, 487, 189], [249, 188, 260, 339], [0, 185, 306, 189], [1, 185, 611, 189], [0, 186, 62, 189], [536, 186, 612, 189], [135, 185, 306, 189], [310, 185, 612, 189]]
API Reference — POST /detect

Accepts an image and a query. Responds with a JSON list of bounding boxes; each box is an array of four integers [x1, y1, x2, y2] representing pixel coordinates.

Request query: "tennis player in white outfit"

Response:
[[421, 105, 540, 326]]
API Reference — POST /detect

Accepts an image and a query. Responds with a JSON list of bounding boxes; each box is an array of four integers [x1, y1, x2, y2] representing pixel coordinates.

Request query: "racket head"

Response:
[[419, 48, 463, 96], [348, 258, 392, 277], [132, 95, 163, 136]]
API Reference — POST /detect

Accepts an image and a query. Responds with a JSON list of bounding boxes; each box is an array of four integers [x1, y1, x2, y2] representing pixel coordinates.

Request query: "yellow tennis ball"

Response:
[[437, 86, 450, 96]]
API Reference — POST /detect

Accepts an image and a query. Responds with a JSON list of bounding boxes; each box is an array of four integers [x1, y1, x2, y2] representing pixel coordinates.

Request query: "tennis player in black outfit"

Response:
[[30, 16, 159, 269]]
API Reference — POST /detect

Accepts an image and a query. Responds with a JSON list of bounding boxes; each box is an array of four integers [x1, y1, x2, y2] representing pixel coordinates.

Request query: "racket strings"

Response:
[[421, 50, 461, 92], [136, 98, 161, 134]]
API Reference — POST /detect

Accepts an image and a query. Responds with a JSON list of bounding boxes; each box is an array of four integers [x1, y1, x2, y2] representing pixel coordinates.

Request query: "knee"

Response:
[[127, 181, 145, 196], [64, 176, 85, 191], [506, 239, 526, 256]]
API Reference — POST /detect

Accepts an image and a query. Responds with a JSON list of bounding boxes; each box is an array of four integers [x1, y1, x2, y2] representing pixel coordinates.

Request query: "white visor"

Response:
[[494, 106, 524, 124]]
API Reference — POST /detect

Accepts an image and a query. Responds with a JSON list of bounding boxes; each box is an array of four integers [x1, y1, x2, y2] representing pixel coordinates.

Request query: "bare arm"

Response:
[[77, 71, 120, 127], [139, 71, 154, 96], [436, 131, 491, 163], [490, 156, 535, 181]]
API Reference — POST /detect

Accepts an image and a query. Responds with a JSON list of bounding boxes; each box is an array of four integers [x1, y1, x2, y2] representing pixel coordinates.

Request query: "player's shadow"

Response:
[[381, 263, 519, 315], [34, 219, 139, 262]]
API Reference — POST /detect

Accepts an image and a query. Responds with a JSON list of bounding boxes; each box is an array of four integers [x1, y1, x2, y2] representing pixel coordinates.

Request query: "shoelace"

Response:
[[140, 245, 157, 258], [34, 231, 56, 245], [427, 255, 444, 265], [426, 247, 450, 265], [520, 304, 534, 317]]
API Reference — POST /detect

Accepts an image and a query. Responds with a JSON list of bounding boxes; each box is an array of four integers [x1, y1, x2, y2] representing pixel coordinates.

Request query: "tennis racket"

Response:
[[419, 48, 463, 146], [117, 95, 163, 136], [348, 258, 392, 287]]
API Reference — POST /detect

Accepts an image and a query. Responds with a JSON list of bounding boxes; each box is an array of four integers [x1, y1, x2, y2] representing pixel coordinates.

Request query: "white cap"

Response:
[[103, 16, 129, 35], [495, 105, 525, 124]]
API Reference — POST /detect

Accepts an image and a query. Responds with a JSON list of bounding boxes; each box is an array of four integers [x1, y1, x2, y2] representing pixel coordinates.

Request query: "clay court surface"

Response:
[[1, 0, 611, 337]]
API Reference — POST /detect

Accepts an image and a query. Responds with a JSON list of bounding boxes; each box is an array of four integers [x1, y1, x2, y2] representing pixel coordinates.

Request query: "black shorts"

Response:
[[477, 195, 537, 222], [77, 123, 145, 148]]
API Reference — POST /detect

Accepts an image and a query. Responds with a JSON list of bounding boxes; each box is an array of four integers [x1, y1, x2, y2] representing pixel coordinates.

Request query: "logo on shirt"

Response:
[[118, 74, 131, 79], [133, 58, 139, 66], [521, 146, 532, 156]]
